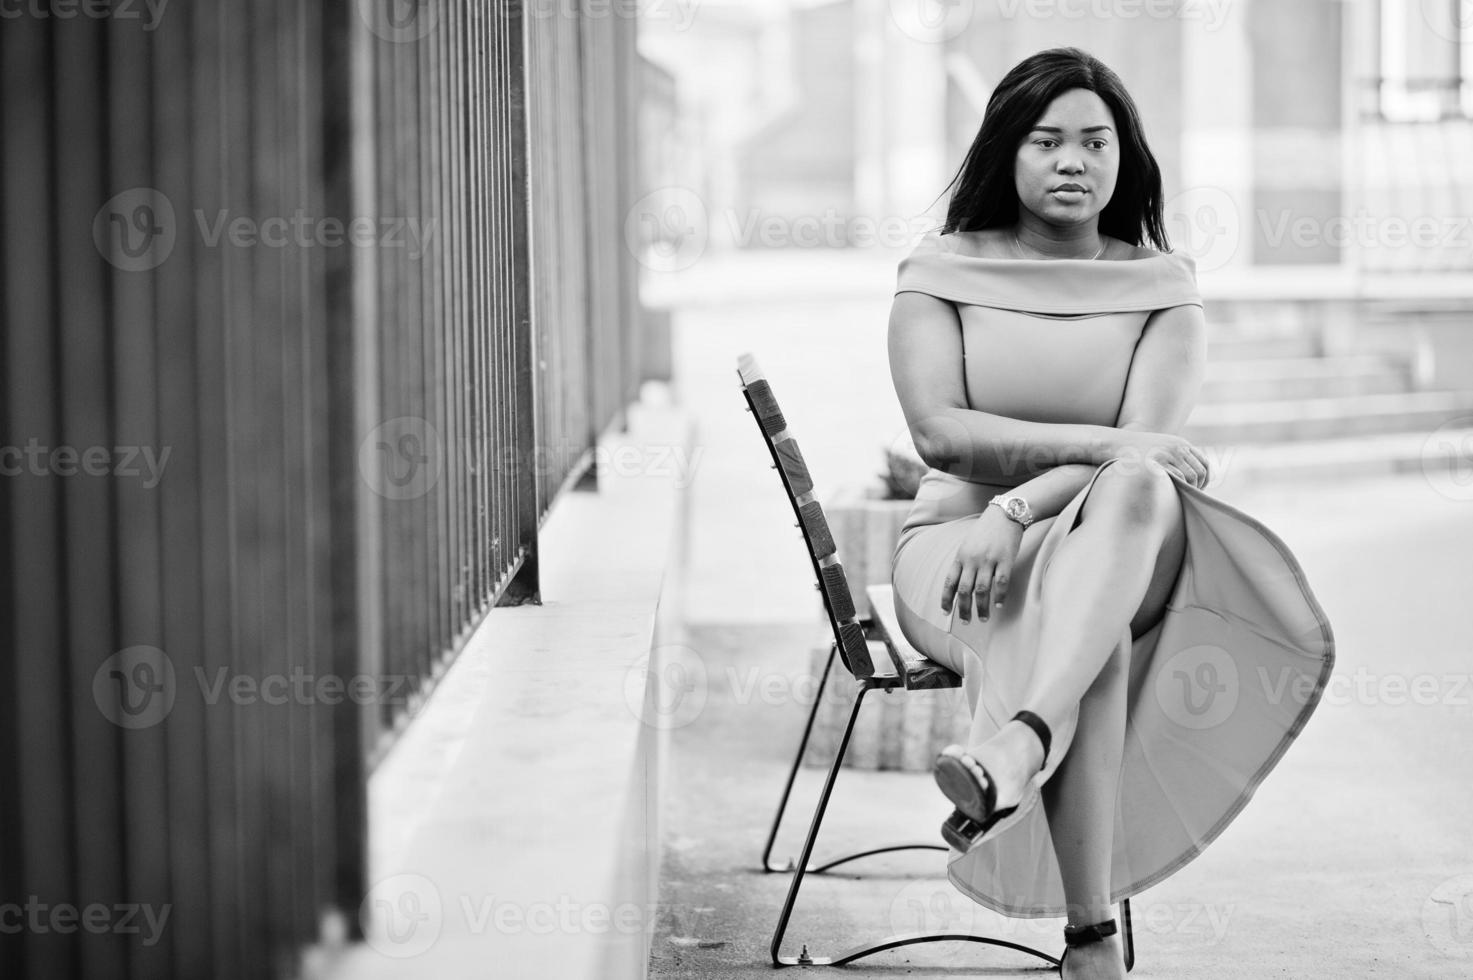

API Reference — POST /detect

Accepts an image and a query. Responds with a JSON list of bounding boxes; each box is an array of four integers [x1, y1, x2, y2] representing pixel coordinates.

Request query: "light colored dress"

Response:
[[889, 229, 1336, 917]]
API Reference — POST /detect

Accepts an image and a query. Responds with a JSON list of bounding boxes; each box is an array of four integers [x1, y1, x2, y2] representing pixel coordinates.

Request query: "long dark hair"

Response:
[[939, 47, 1170, 250]]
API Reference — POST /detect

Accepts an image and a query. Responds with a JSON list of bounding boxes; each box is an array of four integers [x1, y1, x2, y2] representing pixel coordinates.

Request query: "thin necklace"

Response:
[[1012, 232, 1106, 260]]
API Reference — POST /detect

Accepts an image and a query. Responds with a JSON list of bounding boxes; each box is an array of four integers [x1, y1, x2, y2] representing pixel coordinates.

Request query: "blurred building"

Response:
[[642, 0, 1473, 280]]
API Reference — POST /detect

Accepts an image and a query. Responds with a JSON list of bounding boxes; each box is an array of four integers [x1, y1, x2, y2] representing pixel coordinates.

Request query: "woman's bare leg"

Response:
[[957, 461, 1188, 977], [1041, 639, 1132, 979]]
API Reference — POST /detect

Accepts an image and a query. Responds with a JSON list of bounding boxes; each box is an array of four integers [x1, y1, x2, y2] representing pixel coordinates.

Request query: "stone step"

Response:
[[1183, 390, 1473, 444], [1206, 428, 1473, 493], [1201, 355, 1412, 403], [1208, 332, 1322, 361], [1360, 297, 1473, 319]]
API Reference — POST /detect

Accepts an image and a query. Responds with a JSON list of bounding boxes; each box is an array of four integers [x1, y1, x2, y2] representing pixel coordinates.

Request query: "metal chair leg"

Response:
[[761, 642, 836, 872], [1122, 897, 1135, 971], [761, 643, 944, 875], [769, 680, 1058, 969]]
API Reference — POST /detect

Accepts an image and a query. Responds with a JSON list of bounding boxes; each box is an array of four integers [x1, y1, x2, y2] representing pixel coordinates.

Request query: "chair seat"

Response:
[[864, 585, 962, 691]]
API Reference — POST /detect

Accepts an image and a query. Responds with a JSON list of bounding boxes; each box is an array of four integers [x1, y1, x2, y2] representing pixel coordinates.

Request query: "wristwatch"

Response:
[[988, 493, 1035, 529]]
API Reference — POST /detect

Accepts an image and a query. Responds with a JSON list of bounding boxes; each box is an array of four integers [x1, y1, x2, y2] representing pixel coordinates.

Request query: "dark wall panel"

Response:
[[0, 2, 645, 977]]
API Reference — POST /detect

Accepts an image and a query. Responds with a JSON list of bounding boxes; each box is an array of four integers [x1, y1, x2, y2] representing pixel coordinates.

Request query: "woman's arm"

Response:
[[887, 291, 1116, 485], [1114, 303, 1208, 435]]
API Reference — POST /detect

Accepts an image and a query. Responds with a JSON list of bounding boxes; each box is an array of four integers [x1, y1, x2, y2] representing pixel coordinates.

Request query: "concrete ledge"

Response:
[[308, 389, 693, 980], [1200, 266, 1473, 302]]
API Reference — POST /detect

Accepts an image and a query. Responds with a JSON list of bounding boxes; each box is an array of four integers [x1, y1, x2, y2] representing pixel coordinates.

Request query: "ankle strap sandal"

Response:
[[1012, 709, 1052, 768], [1060, 918, 1118, 976], [934, 710, 1055, 853]]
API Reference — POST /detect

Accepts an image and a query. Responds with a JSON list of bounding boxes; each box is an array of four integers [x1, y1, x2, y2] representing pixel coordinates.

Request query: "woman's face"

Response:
[[1013, 87, 1120, 229]]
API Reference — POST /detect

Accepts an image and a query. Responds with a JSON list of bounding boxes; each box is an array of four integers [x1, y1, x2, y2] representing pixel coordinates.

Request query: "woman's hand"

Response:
[[941, 507, 1024, 623], [1106, 426, 1210, 488]]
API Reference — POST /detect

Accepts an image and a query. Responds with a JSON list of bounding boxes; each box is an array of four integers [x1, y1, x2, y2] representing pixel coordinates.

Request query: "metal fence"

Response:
[[0, 2, 645, 977], [357, 0, 543, 759], [526, 5, 642, 509]]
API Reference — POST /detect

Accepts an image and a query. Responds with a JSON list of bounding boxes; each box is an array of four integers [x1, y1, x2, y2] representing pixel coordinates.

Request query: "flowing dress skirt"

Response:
[[890, 458, 1335, 916]]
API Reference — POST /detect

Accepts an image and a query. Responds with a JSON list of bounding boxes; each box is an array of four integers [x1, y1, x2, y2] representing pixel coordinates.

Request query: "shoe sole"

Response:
[[933, 751, 991, 823], [935, 749, 1043, 853]]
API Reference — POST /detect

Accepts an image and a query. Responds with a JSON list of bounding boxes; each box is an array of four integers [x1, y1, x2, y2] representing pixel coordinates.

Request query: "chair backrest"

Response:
[[736, 353, 877, 679]]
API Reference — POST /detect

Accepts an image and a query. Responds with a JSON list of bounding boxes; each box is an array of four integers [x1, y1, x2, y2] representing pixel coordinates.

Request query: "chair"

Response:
[[737, 352, 1135, 970]]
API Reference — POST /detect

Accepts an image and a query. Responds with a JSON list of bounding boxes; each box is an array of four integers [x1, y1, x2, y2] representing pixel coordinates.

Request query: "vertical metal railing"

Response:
[[353, 0, 547, 757], [523, 3, 641, 508], [0, 2, 650, 978], [527, 6, 592, 507]]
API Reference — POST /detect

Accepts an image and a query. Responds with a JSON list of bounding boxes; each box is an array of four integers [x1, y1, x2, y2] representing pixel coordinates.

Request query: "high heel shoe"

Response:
[[1059, 918, 1119, 977], [933, 709, 1052, 852]]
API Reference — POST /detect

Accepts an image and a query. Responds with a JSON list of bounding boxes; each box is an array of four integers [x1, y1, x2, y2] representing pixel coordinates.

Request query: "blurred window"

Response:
[[1375, 0, 1471, 119]]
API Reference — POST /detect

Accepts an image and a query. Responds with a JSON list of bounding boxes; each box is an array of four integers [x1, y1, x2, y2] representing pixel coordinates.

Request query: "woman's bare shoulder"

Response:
[[937, 226, 1013, 258], [1104, 238, 1162, 261]]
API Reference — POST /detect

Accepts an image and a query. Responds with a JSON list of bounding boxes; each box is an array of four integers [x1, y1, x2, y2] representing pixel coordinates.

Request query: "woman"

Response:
[[887, 48, 1335, 979]]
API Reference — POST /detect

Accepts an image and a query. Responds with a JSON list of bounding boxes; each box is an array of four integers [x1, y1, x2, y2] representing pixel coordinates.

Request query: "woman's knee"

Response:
[[1088, 457, 1181, 531]]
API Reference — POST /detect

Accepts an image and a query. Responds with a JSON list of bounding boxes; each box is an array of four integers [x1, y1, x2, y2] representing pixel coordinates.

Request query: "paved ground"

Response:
[[646, 249, 1473, 979]]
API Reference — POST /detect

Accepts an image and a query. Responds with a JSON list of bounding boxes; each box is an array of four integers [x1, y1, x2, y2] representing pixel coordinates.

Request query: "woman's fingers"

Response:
[[972, 566, 992, 622], [991, 564, 1011, 608], [1174, 457, 1201, 488], [941, 561, 962, 614], [955, 566, 979, 622], [1189, 454, 1207, 487], [1167, 451, 1205, 488], [1193, 447, 1211, 485], [946, 557, 1009, 621]]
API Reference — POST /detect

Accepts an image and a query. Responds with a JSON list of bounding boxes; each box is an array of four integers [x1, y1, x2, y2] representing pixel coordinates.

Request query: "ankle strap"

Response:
[[1011, 709, 1052, 767], [1063, 918, 1117, 948]]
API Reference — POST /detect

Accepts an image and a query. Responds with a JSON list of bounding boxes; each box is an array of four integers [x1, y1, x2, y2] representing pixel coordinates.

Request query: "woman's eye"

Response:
[[1035, 139, 1058, 149], [1087, 140, 1108, 150]]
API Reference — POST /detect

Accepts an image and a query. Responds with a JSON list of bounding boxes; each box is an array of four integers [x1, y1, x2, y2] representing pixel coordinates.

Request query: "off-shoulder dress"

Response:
[[889, 229, 1336, 916]]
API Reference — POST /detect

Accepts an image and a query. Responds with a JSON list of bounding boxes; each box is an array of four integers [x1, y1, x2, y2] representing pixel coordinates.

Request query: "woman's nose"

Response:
[[1056, 157, 1084, 175]]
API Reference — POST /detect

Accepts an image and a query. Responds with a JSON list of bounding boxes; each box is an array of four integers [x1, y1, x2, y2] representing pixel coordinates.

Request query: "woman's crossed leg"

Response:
[[962, 459, 1188, 979]]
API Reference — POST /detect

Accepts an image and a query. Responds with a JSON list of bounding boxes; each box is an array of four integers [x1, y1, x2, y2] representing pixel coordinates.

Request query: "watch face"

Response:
[[1006, 498, 1026, 519]]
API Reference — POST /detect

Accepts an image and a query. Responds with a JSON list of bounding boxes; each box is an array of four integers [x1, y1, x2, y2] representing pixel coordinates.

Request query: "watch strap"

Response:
[[989, 494, 1034, 528]]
